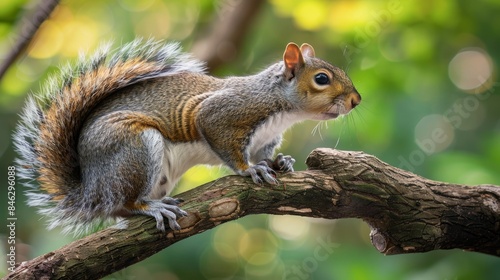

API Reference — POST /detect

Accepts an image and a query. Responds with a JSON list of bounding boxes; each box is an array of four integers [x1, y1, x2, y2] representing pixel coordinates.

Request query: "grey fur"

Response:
[[13, 39, 360, 235], [13, 39, 203, 235]]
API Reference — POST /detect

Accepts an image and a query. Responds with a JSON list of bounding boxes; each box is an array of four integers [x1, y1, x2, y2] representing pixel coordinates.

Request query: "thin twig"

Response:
[[0, 0, 60, 81]]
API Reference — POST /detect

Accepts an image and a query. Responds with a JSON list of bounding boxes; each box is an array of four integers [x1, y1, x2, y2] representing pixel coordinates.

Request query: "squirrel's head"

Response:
[[283, 42, 361, 120]]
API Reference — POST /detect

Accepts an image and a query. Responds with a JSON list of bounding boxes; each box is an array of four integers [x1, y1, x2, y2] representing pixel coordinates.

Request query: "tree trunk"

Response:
[[5, 148, 500, 279]]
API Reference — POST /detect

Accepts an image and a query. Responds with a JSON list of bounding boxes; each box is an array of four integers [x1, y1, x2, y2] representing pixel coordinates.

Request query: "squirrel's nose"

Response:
[[347, 91, 361, 109]]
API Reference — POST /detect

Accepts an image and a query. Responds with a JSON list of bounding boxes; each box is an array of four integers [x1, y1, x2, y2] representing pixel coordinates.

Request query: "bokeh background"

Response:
[[1, 0, 500, 279]]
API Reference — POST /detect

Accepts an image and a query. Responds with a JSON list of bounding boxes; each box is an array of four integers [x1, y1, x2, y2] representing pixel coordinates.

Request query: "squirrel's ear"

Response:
[[283, 42, 305, 81], [300, 43, 315, 58]]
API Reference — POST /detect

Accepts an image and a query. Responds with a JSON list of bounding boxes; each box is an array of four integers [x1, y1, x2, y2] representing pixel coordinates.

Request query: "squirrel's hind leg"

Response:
[[121, 128, 187, 231], [79, 121, 186, 232], [128, 197, 186, 231]]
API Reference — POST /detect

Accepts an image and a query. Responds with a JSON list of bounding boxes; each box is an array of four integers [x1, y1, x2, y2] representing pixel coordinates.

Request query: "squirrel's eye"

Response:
[[314, 73, 330, 85]]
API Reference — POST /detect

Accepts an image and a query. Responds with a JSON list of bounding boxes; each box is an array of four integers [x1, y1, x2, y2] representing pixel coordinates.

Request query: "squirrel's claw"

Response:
[[133, 198, 187, 232], [241, 162, 278, 185], [270, 153, 295, 173], [240, 154, 296, 185], [162, 196, 185, 205]]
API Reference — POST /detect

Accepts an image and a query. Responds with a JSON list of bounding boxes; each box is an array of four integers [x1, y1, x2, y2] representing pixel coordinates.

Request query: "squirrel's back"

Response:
[[13, 39, 204, 234]]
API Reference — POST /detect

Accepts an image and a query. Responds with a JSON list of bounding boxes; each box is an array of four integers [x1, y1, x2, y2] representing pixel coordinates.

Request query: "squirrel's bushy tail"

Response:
[[13, 39, 204, 234]]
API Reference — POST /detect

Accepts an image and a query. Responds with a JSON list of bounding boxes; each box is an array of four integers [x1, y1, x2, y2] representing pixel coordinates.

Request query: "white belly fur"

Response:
[[152, 141, 223, 198]]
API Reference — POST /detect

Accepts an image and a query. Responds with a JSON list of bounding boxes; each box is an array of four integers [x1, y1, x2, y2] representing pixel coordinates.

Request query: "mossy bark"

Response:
[[5, 148, 500, 280]]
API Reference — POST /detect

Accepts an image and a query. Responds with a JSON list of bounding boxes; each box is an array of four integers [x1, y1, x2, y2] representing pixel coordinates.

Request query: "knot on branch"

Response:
[[208, 198, 241, 223], [370, 227, 388, 253], [370, 226, 428, 255]]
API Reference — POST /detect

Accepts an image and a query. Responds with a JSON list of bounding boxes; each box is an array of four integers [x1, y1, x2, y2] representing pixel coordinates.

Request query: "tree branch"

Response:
[[191, 0, 266, 71], [0, 0, 60, 81], [6, 148, 500, 279]]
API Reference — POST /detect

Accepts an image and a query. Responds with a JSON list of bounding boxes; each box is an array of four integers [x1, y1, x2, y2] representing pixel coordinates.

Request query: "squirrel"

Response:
[[14, 39, 361, 235]]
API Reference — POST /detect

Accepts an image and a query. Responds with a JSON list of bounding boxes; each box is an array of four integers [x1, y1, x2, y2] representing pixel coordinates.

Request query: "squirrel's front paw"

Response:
[[240, 162, 278, 185], [268, 153, 295, 173]]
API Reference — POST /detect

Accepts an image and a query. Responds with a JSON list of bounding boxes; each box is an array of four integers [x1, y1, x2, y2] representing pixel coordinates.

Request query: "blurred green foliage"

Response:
[[1, 0, 499, 279]]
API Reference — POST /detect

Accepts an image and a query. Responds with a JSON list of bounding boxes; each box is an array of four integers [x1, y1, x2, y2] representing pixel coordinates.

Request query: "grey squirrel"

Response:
[[14, 39, 361, 234]]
